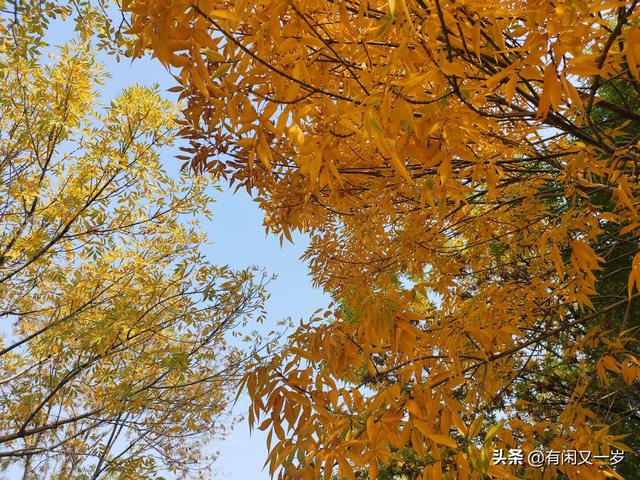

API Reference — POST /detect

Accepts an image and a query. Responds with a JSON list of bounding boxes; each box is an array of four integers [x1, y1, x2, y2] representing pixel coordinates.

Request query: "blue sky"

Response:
[[48, 21, 328, 480], [198, 188, 327, 480]]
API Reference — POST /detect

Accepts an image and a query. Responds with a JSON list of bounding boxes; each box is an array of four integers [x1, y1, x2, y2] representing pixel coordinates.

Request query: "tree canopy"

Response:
[[0, 4, 269, 478], [1, 0, 636, 478], [120, 0, 640, 478]]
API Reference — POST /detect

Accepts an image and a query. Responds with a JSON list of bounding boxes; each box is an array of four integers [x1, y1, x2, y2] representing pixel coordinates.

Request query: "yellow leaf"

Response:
[[426, 433, 458, 448], [407, 399, 423, 419], [551, 244, 564, 278], [626, 28, 640, 83], [601, 355, 621, 373], [484, 420, 503, 444], [452, 413, 468, 436], [390, 151, 414, 184], [207, 9, 242, 22], [504, 75, 517, 104], [441, 61, 466, 77], [538, 63, 561, 118], [256, 132, 272, 169], [469, 415, 484, 439]]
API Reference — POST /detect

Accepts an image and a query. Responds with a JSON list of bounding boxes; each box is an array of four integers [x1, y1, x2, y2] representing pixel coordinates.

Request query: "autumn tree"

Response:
[[120, 0, 640, 479], [0, 5, 270, 479]]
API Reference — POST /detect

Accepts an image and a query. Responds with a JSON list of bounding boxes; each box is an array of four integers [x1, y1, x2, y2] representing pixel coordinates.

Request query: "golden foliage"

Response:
[[121, 0, 640, 478]]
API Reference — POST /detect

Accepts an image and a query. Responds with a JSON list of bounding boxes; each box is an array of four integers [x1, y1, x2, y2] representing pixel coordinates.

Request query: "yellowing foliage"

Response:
[[121, 0, 640, 478], [0, 7, 270, 479]]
